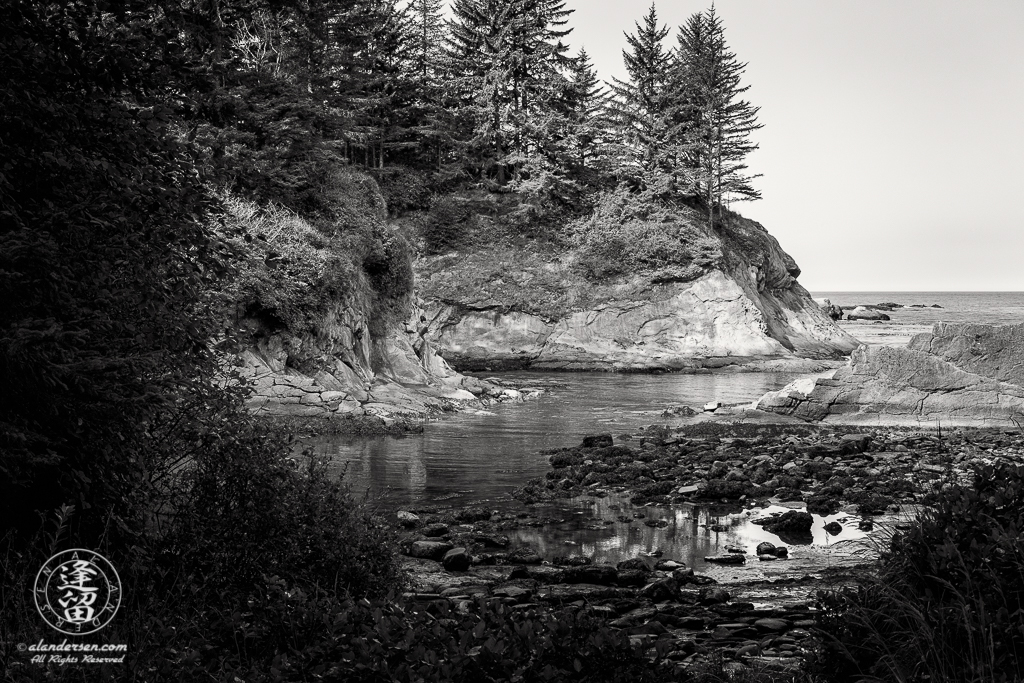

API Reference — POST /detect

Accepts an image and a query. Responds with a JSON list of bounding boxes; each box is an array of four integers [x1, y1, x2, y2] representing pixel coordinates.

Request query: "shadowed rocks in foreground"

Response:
[[756, 323, 1024, 426]]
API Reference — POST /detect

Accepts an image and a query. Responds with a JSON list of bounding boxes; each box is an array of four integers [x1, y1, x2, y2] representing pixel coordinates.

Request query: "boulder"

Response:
[[473, 534, 510, 548], [582, 434, 614, 448], [758, 511, 813, 535], [846, 306, 891, 321], [704, 554, 745, 565], [421, 523, 450, 538], [409, 541, 454, 561], [824, 521, 843, 535], [755, 541, 777, 556], [506, 549, 543, 565], [396, 511, 420, 528], [617, 557, 653, 572], [756, 324, 1024, 426], [815, 298, 844, 320], [654, 559, 685, 571], [564, 564, 618, 585], [754, 618, 791, 632], [455, 507, 493, 522], [639, 577, 679, 602], [442, 547, 471, 572], [616, 569, 650, 587], [698, 586, 731, 605]]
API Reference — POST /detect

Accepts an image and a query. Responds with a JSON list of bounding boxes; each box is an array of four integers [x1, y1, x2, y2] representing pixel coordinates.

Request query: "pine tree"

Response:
[[607, 3, 672, 190], [445, 0, 574, 184], [564, 48, 611, 177], [674, 6, 762, 227], [408, 0, 446, 81]]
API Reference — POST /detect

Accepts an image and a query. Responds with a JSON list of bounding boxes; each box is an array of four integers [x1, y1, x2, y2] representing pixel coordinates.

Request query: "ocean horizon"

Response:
[[811, 291, 1024, 327]]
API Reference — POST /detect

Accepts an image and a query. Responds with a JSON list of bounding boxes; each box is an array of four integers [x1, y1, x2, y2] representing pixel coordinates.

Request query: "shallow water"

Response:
[[311, 371, 806, 509], [509, 496, 872, 577]]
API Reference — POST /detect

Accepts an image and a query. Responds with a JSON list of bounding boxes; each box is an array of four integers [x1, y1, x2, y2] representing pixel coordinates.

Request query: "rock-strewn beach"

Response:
[[389, 423, 1024, 675]]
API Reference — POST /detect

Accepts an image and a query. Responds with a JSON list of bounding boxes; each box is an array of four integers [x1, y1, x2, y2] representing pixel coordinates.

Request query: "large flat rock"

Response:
[[756, 323, 1024, 426], [424, 272, 856, 372]]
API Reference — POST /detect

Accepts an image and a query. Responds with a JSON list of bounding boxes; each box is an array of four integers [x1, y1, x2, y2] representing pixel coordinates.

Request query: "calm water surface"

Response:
[[306, 293, 1024, 568], [312, 371, 805, 509]]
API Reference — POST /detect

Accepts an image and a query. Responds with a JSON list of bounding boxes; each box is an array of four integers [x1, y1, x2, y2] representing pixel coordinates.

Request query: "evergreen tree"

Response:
[[408, 0, 446, 81], [569, 48, 606, 169], [607, 3, 672, 190], [345, 0, 416, 169], [563, 48, 612, 180], [674, 6, 762, 227], [445, 0, 574, 184], [403, 0, 449, 170]]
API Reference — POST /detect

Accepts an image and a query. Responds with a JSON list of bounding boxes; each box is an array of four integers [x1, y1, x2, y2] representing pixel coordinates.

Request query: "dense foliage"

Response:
[[815, 463, 1024, 682], [1, 1, 766, 681]]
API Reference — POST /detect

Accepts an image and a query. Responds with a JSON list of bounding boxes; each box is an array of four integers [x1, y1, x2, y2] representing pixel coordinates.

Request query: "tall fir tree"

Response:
[[565, 49, 608, 170], [445, 0, 574, 184], [607, 3, 672, 191], [408, 0, 446, 81], [674, 5, 762, 227]]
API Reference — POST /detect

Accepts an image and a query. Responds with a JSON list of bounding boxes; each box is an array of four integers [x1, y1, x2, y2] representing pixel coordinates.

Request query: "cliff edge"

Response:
[[415, 195, 857, 372], [219, 174, 519, 428]]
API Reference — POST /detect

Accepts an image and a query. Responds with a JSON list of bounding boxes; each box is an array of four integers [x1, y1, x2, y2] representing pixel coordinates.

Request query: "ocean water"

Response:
[[812, 291, 1024, 326]]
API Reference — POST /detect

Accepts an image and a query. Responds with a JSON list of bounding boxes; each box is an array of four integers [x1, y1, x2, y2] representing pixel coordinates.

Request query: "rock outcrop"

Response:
[[418, 213, 858, 371], [755, 323, 1024, 426], [222, 174, 524, 426], [239, 300, 505, 424]]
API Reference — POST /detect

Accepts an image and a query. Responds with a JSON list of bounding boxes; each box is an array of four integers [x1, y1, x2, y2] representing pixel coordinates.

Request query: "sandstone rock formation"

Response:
[[418, 214, 858, 371], [239, 300, 513, 424], [755, 323, 1024, 426]]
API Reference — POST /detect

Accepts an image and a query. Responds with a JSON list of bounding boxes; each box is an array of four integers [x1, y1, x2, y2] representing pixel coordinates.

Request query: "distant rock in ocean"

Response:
[[755, 323, 1024, 426]]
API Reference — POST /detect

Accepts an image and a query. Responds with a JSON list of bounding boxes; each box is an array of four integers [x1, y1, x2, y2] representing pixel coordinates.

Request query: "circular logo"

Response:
[[34, 549, 121, 635]]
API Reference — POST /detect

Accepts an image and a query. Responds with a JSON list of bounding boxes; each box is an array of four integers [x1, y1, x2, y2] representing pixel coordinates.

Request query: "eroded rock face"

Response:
[[756, 323, 1024, 426], [421, 215, 858, 372], [239, 298, 497, 424]]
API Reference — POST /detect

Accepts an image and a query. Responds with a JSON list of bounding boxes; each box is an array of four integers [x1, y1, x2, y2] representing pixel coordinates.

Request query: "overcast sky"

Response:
[[563, 0, 1024, 292]]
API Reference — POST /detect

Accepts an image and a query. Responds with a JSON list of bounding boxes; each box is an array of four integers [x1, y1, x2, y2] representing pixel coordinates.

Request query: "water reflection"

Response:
[[510, 498, 869, 570], [308, 370, 808, 508]]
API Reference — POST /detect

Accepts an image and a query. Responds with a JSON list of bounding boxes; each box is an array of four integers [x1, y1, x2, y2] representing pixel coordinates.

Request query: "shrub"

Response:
[[163, 436, 404, 598], [570, 188, 721, 281], [421, 195, 478, 254], [371, 166, 434, 214], [814, 463, 1024, 683], [254, 596, 676, 683]]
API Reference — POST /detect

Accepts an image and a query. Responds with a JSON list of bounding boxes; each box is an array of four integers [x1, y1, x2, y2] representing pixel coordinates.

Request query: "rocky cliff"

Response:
[[220, 177, 519, 427], [755, 323, 1024, 426], [237, 299, 510, 426], [417, 209, 857, 371]]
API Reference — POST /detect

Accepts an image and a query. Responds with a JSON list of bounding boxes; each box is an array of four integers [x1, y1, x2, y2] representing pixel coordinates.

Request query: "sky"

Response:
[[561, 0, 1024, 291]]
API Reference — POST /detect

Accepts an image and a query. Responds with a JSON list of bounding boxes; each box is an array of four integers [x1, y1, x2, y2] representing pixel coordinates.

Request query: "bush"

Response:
[[421, 195, 479, 254], [371, 166, 435, 214], [221, 187, 413, 344], [239, 596, 676, 683], [815, 463, 1024, 682], [571, 188, 721, 281], [163, 437, 404, 598]]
